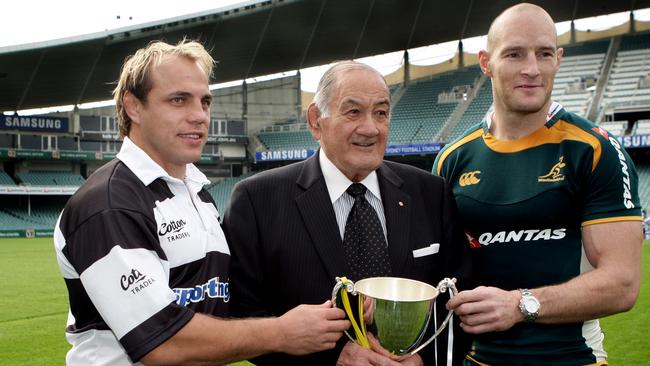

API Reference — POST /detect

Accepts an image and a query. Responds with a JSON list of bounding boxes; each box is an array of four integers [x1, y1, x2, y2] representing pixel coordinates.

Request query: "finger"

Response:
[[319, 300, 334, 308], [325, 307, 348, 320], [325, 319, 351, 331], [459, 321, 498, 334], [459, 312, 495, 326]]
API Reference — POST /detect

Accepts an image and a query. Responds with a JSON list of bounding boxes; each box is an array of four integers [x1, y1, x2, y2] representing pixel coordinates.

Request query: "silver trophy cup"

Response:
[[331, 276, 457, 360]]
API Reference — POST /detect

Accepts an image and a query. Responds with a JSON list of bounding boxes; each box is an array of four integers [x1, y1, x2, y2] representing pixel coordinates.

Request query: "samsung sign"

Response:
[[256, 149, 315, 161], [2, 115, 69, 132], [619, 134, 650, 149]]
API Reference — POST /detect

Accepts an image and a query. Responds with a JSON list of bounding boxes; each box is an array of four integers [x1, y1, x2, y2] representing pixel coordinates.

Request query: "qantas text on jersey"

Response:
[[477, 228, 567, 246], [608, 137, 635, 209]]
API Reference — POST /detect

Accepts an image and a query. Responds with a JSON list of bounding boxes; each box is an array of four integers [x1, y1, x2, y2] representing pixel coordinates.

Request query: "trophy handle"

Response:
[[331, 277, 371, 348], [408, 277, 458, 356]]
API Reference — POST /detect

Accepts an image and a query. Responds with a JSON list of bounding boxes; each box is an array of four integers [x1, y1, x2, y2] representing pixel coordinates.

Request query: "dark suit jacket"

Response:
[[223, 154, 472, 365]]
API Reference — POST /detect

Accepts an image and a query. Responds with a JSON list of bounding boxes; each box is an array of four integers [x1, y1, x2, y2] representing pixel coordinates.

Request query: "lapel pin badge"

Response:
[[398, 201, 404, 207]]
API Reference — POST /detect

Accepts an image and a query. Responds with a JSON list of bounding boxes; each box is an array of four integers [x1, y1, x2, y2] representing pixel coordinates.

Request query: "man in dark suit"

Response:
[[224, 61, 471, 366]]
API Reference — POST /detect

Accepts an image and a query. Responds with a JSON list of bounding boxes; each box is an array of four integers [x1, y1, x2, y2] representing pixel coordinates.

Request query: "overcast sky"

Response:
[[2, 1, 649, 114]]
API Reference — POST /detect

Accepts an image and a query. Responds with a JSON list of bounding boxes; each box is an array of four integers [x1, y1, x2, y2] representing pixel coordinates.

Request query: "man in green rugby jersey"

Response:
[[433, 3, 643, 365]]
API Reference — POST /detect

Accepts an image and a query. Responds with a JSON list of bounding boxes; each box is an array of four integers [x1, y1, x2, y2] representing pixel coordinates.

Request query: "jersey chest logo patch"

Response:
[[459, 171, 481, 187], [538, 156, 565, 183]]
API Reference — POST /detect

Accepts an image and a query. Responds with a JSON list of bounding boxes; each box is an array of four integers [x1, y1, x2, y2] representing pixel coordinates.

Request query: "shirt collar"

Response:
[[116, 137, 209, 191], [319, 148, 381, 204]]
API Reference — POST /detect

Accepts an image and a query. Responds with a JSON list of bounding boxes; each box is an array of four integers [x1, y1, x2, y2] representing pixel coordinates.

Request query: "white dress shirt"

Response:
[[318, 149, 388, 242]]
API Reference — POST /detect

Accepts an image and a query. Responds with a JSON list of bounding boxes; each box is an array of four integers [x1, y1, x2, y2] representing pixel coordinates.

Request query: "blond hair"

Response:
[[113, 39, 215, 137]]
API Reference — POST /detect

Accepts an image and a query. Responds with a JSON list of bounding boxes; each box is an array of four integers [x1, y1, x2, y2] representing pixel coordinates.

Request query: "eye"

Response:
[[347, 109, 360, 116], [202, 98, 212, 108], [170, 96, 185, 104]]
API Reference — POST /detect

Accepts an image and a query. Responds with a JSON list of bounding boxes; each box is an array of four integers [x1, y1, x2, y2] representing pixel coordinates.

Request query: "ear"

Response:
[[306, 103, 322, 141], [555, 47, 564, 70], [123, 91, 141, 125], [478, 50, 492, 77]]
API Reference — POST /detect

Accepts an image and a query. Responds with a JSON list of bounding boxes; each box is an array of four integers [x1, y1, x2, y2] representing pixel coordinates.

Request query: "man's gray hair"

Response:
[[312, 61, 388, 117]]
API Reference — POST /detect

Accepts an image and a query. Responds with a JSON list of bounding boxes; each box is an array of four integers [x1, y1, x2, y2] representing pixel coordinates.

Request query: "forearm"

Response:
[[533, 257, 640, 324], [142, 313, 281, 365]]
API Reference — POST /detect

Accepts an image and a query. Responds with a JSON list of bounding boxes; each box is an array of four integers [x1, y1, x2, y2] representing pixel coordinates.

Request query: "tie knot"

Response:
[[346, 183, 367, 199]]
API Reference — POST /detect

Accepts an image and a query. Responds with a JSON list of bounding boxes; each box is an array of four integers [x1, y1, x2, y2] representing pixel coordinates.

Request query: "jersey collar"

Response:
[[116, 137, 209, 189], [482, 101, 564, 133]]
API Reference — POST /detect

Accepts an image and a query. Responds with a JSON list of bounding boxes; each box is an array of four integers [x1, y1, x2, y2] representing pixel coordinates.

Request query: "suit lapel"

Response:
[[295, 155, 350, 281], [378, 163, 412, 276]]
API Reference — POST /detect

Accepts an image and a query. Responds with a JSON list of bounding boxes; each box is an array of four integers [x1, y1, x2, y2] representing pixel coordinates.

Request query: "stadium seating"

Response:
[[390, 66, 481, 144], [602, 34, 650, 111], [0, 196, 68, 231], [0, 170, 16, 185], [206, 173, 256, 216], [600, 120, 629, 136], [551, 53, 605, 116], [257, 129, 318, 150], [16, 171, 85, 186], [446, 79, 493, 142], [632, 119, 650, 135]]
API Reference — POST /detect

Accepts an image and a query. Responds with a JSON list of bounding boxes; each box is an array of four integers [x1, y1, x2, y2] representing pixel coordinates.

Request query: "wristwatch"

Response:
[[518, 289, 540, 322]]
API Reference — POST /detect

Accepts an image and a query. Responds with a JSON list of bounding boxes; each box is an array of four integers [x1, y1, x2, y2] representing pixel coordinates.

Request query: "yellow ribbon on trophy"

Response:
[[338, 277, 370, 348]]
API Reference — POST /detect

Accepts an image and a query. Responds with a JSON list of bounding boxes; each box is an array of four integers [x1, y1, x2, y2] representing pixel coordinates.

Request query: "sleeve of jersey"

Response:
[[64, 208, 194, 362], [581, 136, 642, 226]]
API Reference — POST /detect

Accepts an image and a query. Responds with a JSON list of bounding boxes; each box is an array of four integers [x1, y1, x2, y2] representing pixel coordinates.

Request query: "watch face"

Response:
[[524, 298, 540, 313]]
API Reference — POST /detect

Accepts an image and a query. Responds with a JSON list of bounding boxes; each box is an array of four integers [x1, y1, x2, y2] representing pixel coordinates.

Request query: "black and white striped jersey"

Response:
[[54, 138, 231, 365]]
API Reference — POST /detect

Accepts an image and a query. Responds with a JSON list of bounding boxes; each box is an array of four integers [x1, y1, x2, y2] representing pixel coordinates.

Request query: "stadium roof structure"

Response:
[[1, 0, 649, 111]]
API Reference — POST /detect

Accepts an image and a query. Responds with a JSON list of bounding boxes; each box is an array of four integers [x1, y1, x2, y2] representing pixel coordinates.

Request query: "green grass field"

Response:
[[0, 238, 648, 365]]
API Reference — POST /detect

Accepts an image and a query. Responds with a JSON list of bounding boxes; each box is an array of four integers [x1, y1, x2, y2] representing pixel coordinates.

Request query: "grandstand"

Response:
[[0, 170, 15, 185], [16, 171, 85, 186], [206, 172, 256, 215], [446, 79, 493, 142]]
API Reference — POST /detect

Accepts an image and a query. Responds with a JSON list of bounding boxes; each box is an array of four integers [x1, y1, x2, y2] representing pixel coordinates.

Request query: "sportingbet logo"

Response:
[[538, 156, 565, 182], [477, 228, 566, 246], [174, 277, 230, 306], [608, 137, 635, 209], [459, 171, 481, 187]]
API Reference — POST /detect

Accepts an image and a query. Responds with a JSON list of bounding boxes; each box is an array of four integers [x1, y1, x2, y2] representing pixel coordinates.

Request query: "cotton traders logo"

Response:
[[158, 219, 190, 242], [459, 171, 481, 187], [538, 156, 566, 182], [120, 268, 156, 294]]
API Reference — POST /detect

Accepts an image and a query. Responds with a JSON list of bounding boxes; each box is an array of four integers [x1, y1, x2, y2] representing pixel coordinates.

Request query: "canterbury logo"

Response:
[[538, 156, 565, 182], [459, 171, 481, 187]]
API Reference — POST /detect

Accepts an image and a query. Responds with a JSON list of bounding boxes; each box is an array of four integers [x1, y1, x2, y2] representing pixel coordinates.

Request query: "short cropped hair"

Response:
[[113, 39, 215, 138], [313, 61, 388, 117]]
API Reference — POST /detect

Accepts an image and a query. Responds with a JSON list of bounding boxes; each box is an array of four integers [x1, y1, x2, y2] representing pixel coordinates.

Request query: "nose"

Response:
[[521, 52, 541, 78], [188, 99, 209, 125], [356, 111, 380, 137]]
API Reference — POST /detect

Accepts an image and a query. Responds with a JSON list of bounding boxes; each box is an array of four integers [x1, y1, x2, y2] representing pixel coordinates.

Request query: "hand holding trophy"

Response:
[[331, 276, 458, 360]]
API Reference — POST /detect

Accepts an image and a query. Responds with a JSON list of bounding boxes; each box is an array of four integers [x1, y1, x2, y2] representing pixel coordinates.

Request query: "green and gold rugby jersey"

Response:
[[433, 102, 642, 366]]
